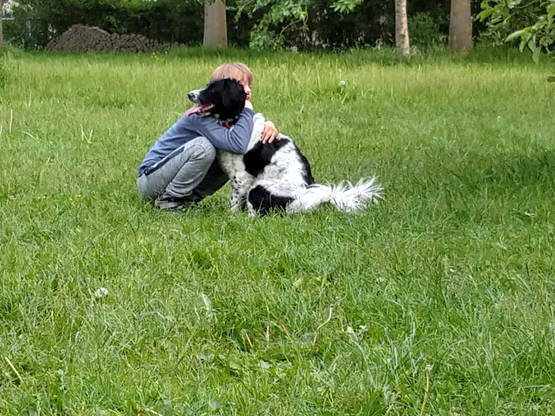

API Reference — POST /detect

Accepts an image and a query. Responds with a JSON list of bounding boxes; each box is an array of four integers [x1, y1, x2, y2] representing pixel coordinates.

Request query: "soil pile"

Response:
[[46, 25, 177, 53]]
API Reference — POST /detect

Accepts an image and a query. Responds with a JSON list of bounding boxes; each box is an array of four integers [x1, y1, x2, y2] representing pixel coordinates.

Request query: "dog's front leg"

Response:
[[246, 201, 259, 217], [230, 172, 254, 212], [230, 177, 245, 212]]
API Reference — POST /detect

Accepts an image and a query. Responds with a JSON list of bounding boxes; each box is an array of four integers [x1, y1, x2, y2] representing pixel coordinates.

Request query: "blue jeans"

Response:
[[137, 136, 228, 202]]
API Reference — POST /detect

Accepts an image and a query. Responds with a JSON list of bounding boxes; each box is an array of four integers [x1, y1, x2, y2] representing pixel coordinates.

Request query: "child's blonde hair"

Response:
[[211, 62, 253, 87]]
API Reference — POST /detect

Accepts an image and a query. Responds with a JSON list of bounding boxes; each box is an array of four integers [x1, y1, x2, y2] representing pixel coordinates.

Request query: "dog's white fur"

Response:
[[217, 113, 266, 212], [217, 113, 383, 216]]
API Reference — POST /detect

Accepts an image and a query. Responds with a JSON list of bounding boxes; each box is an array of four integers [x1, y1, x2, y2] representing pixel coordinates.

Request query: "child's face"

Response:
[[225, 71, 251, 100], [237, 78, 252, 100]]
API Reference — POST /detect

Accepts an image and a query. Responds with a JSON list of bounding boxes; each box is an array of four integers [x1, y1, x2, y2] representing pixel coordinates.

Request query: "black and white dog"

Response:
[[188, 78, 383, 216]]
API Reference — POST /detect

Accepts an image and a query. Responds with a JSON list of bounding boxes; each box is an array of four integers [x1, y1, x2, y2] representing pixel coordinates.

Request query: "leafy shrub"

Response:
[[239, 0, 452, 50], [478, 0, 554, 62], [409, 12, 447, 47], [4, 19, 49, 49], [242, 0, 397, 50]]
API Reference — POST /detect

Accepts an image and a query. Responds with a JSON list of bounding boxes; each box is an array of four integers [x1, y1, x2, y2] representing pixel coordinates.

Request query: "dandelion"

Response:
[[93, 287, 109, 300]]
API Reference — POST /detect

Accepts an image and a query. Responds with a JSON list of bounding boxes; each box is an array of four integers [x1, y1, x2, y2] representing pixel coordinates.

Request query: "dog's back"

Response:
[[244, 137, 314, 186]]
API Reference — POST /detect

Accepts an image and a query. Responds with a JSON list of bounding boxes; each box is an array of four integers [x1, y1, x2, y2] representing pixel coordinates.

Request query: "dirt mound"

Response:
[[46, 25, 177, 53]]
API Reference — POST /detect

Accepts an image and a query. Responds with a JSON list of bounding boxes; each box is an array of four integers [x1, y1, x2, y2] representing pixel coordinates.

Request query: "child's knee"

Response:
[[136, 174, 157, 201], [192, 136, 217, 162]]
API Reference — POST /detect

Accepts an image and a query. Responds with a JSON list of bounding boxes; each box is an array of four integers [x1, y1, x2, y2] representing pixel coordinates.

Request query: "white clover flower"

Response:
[[200, 293, 213, 319], [93, 287, 109, 300], [338, 80, 346, 87], [3, 1, 13, 14]]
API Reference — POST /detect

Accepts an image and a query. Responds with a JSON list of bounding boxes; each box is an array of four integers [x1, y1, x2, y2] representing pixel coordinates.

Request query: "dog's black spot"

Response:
[[198, 78, 246, 122], [244, 139, 315, 185], [295, 146, 315, 185], [247, 185, 294, 216], [243, 139, 291, 177]]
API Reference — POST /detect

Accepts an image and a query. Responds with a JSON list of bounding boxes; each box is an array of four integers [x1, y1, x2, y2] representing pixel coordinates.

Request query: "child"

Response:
[[137, 63, 279, 211]]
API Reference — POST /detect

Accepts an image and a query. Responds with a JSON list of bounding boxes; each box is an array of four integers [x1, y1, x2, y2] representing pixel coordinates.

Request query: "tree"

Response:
[[395, 0, 410, 56], [449, 0, 473, 52], [204, 0, 227, 47]]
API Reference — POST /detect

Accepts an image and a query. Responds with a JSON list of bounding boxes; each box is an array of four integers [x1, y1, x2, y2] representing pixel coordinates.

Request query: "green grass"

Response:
[[0, 46, 554, 415]]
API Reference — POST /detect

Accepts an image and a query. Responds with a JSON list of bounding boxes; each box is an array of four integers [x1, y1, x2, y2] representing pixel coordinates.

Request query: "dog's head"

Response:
[[187, 78, 246, 123]]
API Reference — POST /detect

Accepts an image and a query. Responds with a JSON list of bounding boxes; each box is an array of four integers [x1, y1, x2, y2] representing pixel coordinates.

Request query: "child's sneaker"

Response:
[[154, 194, 194, 212]]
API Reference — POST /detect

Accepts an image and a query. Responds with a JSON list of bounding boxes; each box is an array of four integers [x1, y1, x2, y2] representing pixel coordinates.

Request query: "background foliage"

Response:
[[7, 0, 458, 50], [478, 0, 554, 62], [236, 0, 453, 49], [3, 0, 552, 59]]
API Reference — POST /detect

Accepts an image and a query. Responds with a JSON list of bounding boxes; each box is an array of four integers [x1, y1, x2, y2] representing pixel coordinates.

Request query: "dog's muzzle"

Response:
[[187, 89, 202, 104]]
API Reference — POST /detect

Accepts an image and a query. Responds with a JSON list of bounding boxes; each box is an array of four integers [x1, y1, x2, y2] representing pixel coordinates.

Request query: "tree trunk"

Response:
[[449, 0, 473, 53], [203, 1, 227, 48], [394, 0, 409, 56], [0, 0, 4, 46]]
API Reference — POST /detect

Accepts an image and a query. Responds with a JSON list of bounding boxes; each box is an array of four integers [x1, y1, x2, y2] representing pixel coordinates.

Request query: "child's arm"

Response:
[[189, 108, 255, 154]]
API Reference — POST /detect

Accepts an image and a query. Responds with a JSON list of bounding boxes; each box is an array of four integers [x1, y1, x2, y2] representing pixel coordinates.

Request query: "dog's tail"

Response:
[[286, 177, 383, 214]]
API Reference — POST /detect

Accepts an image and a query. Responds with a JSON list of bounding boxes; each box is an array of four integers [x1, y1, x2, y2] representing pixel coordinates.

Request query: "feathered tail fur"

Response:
[[286, 177, 383, 214]]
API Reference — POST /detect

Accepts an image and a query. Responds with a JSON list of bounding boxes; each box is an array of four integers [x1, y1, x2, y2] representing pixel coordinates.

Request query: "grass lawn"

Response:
[[0, 46, 554, 415]]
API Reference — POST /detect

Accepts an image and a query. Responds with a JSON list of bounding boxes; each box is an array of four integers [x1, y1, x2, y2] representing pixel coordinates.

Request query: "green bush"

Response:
[[478, 0, 554, 62], [241, 0, 397, 50], [409, 12, 447, 47], [4, 18, 48, 49], [237, 0, 453, 50]]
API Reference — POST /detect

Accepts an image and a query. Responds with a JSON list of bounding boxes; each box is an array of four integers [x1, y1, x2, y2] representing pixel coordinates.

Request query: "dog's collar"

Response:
[[186, 104, 213, 116], [218, 115, 240, 129], [185, 106, 239, 128]]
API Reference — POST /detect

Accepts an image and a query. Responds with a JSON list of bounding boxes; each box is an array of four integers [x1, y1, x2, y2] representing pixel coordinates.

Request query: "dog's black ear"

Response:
[[220, 81, 234, 109], [219, 78, 246, 119], [224, 78, 245, 104]]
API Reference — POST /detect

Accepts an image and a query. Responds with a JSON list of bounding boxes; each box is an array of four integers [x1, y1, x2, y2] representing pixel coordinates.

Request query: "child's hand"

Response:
[[261, 120, 279, 143]]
